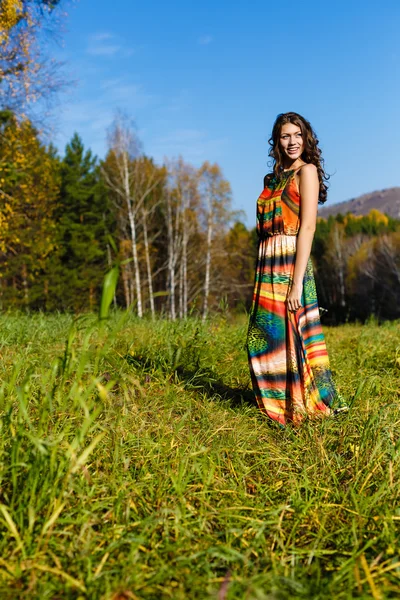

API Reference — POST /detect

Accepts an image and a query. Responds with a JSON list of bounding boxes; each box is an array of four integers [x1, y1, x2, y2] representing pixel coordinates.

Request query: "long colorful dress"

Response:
[[246, 167, 344, 426]]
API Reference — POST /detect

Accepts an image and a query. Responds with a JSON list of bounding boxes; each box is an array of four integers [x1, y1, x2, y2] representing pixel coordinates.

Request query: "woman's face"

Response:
[[279, 123, 304, 162]]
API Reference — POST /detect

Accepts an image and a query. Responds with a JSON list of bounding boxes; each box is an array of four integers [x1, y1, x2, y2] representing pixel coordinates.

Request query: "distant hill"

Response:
[[317, 187, 400, 219]]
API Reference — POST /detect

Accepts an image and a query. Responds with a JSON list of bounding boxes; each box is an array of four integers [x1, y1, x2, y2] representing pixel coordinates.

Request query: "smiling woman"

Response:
[[246, 111, 348, 426]]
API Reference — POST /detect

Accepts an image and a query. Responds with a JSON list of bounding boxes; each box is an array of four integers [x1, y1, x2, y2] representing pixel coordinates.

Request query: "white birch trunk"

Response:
[[181, 192, 189, 319], [202, 196, 213, 322], [142, 207, 155, 319], [166, 190, 176, 320], [333, 224, 346, 308], [122, 151, 142, 317]]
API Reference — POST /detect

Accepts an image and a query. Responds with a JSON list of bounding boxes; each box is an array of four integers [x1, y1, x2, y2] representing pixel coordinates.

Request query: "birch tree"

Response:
[[164, 158, 200, 319], [101, 111, 165, 316], [102, 111, 143, 315], [360, 233, 400, 318], [165, 181, 181, 320], [324, 221, 348, 310], [198, 161, 232, 321], [137, 157, 167, 318]]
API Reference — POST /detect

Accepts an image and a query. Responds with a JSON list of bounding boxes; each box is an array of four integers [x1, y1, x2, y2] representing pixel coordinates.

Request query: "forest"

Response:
[[0, 110, 399, 322]]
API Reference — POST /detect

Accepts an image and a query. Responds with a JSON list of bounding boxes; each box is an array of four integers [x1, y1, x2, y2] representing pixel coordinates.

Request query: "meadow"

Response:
[[0, 310, 399, 599]]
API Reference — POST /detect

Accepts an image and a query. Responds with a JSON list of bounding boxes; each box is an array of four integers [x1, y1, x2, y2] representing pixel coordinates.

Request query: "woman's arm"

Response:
[[286, 164, 319, 312]]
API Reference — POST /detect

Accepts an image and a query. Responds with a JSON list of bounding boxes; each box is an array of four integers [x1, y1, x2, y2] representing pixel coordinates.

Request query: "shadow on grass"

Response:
[[177, 366, 257, 410], [124, 353, 257, 411]]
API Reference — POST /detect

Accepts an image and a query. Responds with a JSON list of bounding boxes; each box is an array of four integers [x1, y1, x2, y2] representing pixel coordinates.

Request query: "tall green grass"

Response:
[[0, 310, 399, 598]]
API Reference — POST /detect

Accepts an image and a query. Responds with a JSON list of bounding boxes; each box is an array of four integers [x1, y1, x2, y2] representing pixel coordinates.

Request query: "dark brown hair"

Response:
[[268, 112, 330, 205]]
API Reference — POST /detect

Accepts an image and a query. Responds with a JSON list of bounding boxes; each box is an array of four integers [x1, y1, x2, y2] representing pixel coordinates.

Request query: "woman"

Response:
[[246, 111, 348, 426]]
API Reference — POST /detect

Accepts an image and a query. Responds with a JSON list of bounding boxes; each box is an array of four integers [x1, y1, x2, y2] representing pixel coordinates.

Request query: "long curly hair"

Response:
[[268, 112, 330, 205]]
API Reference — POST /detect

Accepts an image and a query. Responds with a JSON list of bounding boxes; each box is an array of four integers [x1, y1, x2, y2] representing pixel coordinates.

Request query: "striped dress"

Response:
[[246, 167, 343, 426]]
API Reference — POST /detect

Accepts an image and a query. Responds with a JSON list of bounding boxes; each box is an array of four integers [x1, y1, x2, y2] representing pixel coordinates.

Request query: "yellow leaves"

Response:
[[0, 0, 62, 116], [342, 213, 364, 226], [0, 115, 59, 256], [0, 0, 23, 43], [368, 208, 389, 227]]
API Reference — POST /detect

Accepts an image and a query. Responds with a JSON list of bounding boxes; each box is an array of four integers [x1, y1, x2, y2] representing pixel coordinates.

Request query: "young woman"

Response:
[[246, 111, 348, 426]]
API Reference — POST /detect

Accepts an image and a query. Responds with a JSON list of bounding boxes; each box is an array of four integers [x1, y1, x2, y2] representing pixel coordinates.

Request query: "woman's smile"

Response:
[[279, 123, 305, 166]]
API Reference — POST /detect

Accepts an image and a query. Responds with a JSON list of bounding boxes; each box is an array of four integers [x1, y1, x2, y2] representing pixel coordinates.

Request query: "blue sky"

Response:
[[53, 0, 400, 224]]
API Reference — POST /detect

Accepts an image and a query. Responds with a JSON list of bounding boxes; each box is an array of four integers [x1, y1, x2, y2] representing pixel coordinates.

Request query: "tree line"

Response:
[[0, 108, 399, 322], [1, 1, 399, 322], [313, 211, 400, 323], [0, 110, 256, 318]]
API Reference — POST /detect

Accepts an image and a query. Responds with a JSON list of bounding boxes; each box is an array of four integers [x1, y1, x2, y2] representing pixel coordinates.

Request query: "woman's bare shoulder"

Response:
[[298, 163, 318, 177]]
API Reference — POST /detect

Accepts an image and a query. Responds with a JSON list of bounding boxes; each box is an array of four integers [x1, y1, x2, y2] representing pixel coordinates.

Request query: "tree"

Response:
[[347, 232, 400, 321], [198, 162, 233, 321], [47, 132, 108, 312], [0, 112, 59, 309], [138, 156, 167, 318], [163, 157, 201, 319], [101, 110, 163, 316], [224, 221, 256, 311], [0, 0, 65, 123]]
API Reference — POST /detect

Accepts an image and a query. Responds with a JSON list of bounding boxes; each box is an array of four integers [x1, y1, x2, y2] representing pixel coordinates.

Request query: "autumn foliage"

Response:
[[0, 108, 398, 321], [0, 0, 63, 121]]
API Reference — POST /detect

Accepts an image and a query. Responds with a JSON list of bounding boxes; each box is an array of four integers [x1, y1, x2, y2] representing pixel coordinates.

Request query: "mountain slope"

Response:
[[317, 187, 400, 219]]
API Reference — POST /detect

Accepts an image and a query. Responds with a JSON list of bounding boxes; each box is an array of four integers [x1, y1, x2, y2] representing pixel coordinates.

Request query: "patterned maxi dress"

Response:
[[246, 167, 344, 426]]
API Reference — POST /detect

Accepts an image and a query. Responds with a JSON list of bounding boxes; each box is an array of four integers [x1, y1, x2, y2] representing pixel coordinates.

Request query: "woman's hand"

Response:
[[287, 281, 303, 312]]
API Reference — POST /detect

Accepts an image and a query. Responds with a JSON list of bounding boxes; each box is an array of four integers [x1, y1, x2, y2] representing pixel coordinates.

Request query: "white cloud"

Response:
[[150, 128, 228, 164], [54, 74, 157, 158], [156, 129, 207, 144], [99, 78, 154, 107], [198, 35, 213, 45], [88, 44, 121, 57], [90, 32, 114, 42], [87, 32, 134, 58], [157, 88, 191, 114]]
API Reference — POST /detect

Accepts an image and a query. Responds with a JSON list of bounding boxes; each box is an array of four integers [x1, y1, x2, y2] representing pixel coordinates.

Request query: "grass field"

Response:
[[0, 310, 399, 599]]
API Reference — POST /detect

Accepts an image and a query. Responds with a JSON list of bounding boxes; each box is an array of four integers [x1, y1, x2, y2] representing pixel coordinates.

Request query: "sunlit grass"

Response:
[[0, 310, 399, 598]]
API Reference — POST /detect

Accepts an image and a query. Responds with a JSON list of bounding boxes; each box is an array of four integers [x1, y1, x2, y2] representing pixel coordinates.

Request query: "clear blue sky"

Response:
[[53, 0, 400, 224]]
